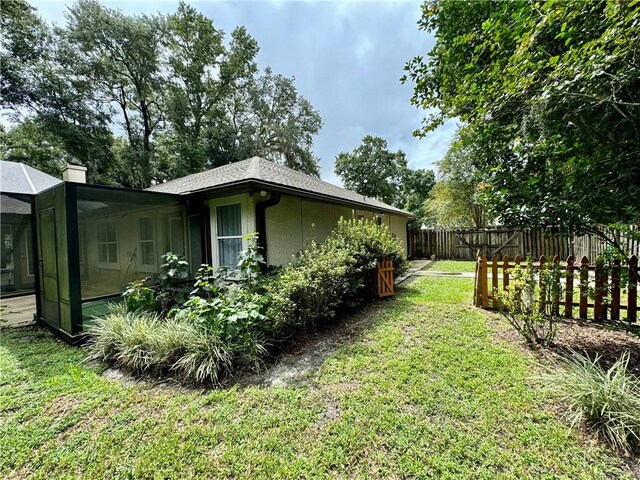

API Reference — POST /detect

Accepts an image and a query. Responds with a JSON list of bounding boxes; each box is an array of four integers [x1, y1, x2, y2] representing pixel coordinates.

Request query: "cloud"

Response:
[[31, 0, 454, 184]]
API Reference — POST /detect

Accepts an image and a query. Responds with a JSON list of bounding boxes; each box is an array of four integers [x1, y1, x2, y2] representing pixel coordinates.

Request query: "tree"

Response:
[[164, 4, 259, 178], [1, 1, 324, 186], [335, 136, 408, 206], [0, 0, 49, 111], [1, 0, 116, 184], [425, 126, 488, 228], [405, 0, 640, 244], [63, 0, 166, 188], [246, 68, 322, 176], [400, 168, 435, 227], [0, 121, 68, 176]]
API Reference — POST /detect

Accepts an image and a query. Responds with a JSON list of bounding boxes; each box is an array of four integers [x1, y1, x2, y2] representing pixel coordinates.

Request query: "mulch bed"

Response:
[[551, 320, 640, 376]]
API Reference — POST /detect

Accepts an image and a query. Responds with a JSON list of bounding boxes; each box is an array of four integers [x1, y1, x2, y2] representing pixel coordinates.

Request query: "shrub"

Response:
[[266, 218, 407, 334], [90, 236, 269, 384], [543, 350, 640, 454], [499, 256, 562, 347]]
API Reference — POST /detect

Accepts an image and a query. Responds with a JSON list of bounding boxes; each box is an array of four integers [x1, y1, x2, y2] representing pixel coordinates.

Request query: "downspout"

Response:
[[255, 192, 281, 268]]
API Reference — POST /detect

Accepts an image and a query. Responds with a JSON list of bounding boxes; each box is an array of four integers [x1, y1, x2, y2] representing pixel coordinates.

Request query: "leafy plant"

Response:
[[157, 252, 191, 315], [543, 350, 640, 454], [499, 256, 562, 347], [122, 278, 159, 313], [236, 232, 266, 292]]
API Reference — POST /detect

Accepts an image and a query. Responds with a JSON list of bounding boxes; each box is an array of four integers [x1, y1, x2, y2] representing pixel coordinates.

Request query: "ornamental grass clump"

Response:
[[543, 350, 640, 455], [86, 304, 235, 384]]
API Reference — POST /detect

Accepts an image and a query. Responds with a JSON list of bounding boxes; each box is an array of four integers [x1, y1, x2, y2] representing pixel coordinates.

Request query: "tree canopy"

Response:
[[405, 0, 640, 241], [424, 127, 488, 228], [334, 135, 434, 222], [0, 0, 323, 187]]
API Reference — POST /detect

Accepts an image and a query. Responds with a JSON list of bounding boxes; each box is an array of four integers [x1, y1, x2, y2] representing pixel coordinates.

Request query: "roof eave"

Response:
[[171, 179, 413, 217]]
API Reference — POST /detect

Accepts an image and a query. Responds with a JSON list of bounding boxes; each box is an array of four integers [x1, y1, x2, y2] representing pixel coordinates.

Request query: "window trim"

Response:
[[96, 220, 119, 269], [214, 201, 245, 270]]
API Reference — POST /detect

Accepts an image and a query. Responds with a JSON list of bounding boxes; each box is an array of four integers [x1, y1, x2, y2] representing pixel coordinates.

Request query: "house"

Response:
[[0, 161, 62, 296], [1, 157, 412, 342]]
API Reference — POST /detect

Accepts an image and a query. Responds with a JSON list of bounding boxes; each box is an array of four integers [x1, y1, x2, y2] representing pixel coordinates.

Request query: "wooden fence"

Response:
[[409, 226, 640, 261], [473, 254, 639, 323]]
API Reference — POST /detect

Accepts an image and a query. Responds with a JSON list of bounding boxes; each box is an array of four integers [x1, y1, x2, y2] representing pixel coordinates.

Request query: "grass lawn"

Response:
[[424, 259, 478, 273], [0, 275, 634, 478]]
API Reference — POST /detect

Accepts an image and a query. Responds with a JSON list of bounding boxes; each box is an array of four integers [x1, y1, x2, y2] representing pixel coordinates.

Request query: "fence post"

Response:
[[481, 255, 488, 308], [473, 250, 480, 306], [594, 256, 606, 321], [629, 255, 638, 323], [552, 255, 560, 316], [491, 255, 499, 309], [564, 256, 574, 318], [610, 258, 621, 321], [579, 256, 589, 319], [503, 255, 510, 293], [539, 255, 546, 311]]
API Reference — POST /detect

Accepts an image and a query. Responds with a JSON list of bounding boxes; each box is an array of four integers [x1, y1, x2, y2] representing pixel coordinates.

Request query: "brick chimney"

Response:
[[62, 163, 87, 183]]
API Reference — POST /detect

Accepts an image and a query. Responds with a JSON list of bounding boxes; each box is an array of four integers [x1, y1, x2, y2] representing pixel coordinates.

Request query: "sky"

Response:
[[31, 0, 457, 185]]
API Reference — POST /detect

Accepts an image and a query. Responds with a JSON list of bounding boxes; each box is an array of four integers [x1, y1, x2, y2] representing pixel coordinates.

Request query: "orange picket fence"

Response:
[[474, 254, 639, 323]]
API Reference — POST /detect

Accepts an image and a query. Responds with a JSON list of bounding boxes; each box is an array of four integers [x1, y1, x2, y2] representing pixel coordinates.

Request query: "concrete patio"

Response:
[[0, 295, 36, 328]]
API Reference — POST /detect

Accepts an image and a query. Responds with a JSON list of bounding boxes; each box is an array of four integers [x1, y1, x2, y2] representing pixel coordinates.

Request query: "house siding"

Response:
[[264, 194, 409, 266]]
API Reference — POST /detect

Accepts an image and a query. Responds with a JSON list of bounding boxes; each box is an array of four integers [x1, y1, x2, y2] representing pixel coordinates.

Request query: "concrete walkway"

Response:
[[0, 295, 36, 328]]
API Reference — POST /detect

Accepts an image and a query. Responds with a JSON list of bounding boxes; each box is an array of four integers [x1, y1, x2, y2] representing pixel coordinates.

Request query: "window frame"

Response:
[[96, 220, 119, 269], [215, 203, 243, 268]]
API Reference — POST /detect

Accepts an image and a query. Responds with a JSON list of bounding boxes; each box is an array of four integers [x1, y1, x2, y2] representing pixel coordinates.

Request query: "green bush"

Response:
[[89, 236, 269, 384], [543, 350, 640, 454], [266, 218, 407, 333], [499, 256, 562, 347], [89, 221, 407, 384]]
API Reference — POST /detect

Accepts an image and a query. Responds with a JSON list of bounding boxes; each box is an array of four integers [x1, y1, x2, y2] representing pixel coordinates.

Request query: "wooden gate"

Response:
[[377, 260, 394, 298]]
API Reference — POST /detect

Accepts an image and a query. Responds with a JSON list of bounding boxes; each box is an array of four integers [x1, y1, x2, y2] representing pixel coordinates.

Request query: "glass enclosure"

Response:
[[0, 193, 36, 296], [35, 183, 205, 337]]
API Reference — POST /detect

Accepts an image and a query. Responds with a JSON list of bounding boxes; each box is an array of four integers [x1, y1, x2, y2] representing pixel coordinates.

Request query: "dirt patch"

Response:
[[230, 301, 390, 388], [486, 311, 640, 375], [41, 395, 82, 418], [551, 322, 640, 375]]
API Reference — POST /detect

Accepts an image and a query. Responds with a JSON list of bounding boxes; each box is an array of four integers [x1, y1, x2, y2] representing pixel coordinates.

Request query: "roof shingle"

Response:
[[0, 161, 62, 195], [147, 157, 411, 216]]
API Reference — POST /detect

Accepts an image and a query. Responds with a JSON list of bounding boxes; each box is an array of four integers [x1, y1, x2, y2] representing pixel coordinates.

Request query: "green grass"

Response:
[[425, 260, 478, 273], [0, 277, 633, 479]]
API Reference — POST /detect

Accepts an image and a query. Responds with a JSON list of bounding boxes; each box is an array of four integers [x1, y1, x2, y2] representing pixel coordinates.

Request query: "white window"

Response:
[[97, 221, 118, 267], [138, 217, 156, 267], [169, 216, 184, 255], [216, 203, 242, 267]]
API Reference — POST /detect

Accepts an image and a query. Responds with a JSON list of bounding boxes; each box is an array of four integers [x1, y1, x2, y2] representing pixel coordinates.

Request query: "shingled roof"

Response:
[[0, 161, 62, 195], [147, 157, 412, 216]]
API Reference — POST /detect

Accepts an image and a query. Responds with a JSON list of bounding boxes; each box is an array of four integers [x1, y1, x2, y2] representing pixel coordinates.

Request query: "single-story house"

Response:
[[1, 157, 412, 342], [0, 161, 62, 296]]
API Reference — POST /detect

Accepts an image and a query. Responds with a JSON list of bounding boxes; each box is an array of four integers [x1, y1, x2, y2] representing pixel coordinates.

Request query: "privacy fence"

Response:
[[408, 226, 640, 260], [473, 254, 639, 324]]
